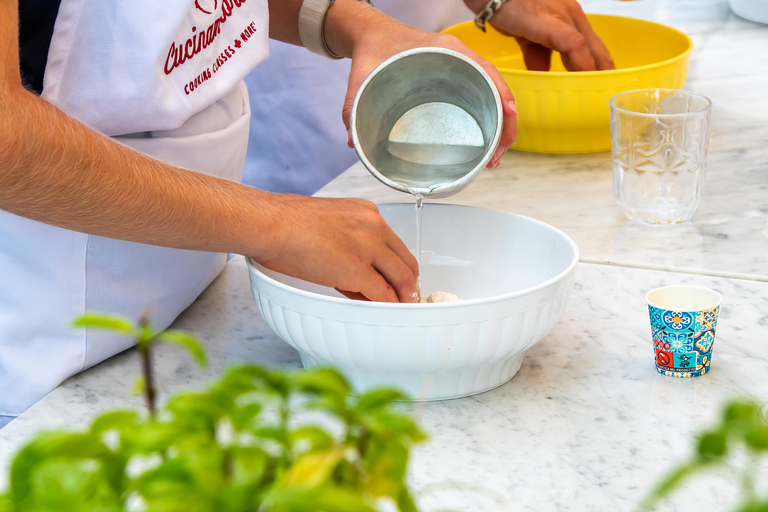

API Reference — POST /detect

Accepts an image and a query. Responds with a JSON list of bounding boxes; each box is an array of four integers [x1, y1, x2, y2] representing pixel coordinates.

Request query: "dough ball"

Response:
[[421, 291, 462, 303]]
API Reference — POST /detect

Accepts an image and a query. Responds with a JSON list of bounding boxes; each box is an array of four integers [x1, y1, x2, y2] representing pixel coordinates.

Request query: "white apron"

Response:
[[0, 0, 269, 422]]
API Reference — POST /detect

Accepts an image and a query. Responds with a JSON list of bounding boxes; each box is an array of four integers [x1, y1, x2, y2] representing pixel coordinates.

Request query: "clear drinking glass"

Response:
[[610, 89, 712, 224]]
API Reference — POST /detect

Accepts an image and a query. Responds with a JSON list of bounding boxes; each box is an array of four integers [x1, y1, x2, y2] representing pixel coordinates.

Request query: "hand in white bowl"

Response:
[[255, 195, 420, 304]]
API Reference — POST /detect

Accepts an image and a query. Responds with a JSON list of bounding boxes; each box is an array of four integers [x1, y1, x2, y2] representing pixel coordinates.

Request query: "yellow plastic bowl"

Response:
[[442, 14, 693, 153]]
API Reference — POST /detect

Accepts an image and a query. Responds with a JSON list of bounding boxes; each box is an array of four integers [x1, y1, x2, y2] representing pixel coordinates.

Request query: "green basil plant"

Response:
[[640, 400, 768, 511], [0, 313, 426, 512]]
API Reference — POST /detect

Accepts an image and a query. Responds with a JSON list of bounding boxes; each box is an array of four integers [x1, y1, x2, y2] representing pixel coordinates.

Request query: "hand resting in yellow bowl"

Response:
[[443, 14, 693, 153], [463, 0, 615, 71]]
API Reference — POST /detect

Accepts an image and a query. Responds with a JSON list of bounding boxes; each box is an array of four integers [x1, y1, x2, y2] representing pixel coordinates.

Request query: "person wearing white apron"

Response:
[[2, 0, 271, 429], [2, 0, 611, 427], [1, 0, 524, 427], [242, 0, 614, 195]]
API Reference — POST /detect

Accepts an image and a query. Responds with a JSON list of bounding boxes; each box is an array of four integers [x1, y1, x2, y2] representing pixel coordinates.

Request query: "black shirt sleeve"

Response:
[[18, 0, 63, 95]]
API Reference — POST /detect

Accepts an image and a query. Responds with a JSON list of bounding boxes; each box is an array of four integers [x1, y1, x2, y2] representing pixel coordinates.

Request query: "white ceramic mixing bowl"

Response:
[[247, 204, 578, 400]]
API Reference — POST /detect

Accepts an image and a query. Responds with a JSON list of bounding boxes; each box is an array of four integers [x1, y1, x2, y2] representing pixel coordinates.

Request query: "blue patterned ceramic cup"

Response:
[[646, 286, 723, 378]]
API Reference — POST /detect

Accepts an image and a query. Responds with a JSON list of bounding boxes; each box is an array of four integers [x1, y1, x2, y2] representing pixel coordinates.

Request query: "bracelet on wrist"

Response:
[[474, 0, 510, 32]]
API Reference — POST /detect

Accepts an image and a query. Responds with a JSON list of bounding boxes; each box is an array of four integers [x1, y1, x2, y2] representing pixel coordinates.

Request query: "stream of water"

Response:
[[414, 194, 424, 271]]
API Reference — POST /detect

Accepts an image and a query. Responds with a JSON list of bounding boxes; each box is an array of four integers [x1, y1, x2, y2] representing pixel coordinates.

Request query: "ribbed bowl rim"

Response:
[[247, 204, 579, 309]]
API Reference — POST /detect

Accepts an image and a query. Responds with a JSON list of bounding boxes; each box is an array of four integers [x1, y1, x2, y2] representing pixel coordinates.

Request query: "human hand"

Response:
[[337, 13, 518, 169], [255, 195, 420, 303], [469, 0, 614, 72]]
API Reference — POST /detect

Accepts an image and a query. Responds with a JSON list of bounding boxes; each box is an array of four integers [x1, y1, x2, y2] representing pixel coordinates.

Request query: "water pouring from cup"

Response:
[[350, 48, 504, 283]]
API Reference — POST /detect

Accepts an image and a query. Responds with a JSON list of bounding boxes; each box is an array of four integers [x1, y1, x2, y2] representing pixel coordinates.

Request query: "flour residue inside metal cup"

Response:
[[372, 101, 488, 195], [388, 102, 484, 166]]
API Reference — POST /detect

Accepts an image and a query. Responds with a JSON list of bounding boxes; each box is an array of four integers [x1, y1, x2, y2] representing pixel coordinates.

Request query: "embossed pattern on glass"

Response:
[[610, 89, 712, 224]]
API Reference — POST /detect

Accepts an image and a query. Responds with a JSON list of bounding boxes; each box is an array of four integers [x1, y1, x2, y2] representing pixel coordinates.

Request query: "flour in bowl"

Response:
[[420, 291, 462, 303], [410, 279, 461, 303]]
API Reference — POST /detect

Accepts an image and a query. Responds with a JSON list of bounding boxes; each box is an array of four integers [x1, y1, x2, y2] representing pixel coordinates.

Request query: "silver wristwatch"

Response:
[[474, 0, 510, 32], [298, 0, 374, 60]]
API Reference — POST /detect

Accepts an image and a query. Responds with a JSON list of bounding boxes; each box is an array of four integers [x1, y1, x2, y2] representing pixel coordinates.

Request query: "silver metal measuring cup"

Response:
[[350, 47, 503, 198]]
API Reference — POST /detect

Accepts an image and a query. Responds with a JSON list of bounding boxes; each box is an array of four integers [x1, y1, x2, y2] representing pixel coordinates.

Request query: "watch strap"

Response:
[[298, 0, 342, 60]]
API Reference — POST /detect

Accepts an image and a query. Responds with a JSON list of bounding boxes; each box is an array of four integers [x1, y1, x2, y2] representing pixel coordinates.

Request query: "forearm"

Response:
[[266, 0, 303, 44], [0, 0, 283, 260], [0, 85, 279, 259]]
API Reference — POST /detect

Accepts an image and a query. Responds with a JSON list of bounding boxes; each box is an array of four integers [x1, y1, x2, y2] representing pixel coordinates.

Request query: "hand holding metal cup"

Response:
[[350, 47, 504, 198]]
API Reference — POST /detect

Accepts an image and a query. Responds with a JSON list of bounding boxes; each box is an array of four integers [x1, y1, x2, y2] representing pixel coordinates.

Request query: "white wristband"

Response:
[[298, 0, 342, 60], [298, 0, 373, 60]]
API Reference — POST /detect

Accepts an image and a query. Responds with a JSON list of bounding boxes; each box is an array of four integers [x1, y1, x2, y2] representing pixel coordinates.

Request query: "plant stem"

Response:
[[741, 454, 758, 506], [140, 343, 156, 418], [357, 428, 370, 460], [137, 312, 157, 418], [223, 447, 233, 481], [278, 396, 290, 470], [136, 308, 157, 419]]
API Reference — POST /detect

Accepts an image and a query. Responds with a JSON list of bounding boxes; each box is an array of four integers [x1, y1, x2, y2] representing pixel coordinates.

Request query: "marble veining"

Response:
[[1, 257, 767, 511]]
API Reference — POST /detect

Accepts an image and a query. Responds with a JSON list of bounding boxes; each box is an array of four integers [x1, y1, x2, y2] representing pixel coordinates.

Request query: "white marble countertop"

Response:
[[2, 258, 766, 511], [316, 0, 768, 281], [2, 1, 768, 511]]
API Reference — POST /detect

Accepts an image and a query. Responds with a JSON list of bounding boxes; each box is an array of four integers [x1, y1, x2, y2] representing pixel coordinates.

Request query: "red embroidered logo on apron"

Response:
[[195, 0, 218, 14], [164, 0, 250, 76], [163, 0, 260, 96]]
